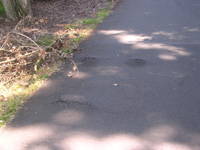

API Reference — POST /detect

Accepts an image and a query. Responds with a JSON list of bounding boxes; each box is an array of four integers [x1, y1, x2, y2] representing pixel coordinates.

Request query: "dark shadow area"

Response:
[[1, 0, 200, 149]]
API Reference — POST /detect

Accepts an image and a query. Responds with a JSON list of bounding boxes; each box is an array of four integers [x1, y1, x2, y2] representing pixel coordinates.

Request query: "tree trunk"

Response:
[[1, 0, 32, 22], [1, 0, 18, 21], [16, 0, 32, 17]]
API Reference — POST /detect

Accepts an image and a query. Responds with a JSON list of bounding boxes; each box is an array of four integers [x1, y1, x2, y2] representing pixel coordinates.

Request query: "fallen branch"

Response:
[[0, 16, 78, 99], [12, 31, 42, 50]]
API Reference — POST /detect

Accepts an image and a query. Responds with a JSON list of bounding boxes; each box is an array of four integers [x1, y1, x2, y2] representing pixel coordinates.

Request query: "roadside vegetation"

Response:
[[0, 0, 119, 127], [0, 0, 5, 16]]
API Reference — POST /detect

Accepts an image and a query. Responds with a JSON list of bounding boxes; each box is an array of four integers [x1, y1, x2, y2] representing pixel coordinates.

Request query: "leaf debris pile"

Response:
[[0, 16, 75, 98]]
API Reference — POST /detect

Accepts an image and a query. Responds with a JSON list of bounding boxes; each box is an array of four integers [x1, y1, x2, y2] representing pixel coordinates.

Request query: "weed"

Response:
[[37, 35, 55, 46], [65, 24, 79, 30], [63, 49, 73, 53], [107, 0, 118, 7], [0, 95, 26, 127], [38, 74, 49, 80], [97, 9, 110, 19], [73, 35, 83, 42], [82, 18, 101, 25], [82, 8, 111, 25], [0, 61, 62, 127]]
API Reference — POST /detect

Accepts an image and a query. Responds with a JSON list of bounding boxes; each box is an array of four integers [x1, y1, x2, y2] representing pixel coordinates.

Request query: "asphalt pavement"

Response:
[[1, 0, 200, 149]]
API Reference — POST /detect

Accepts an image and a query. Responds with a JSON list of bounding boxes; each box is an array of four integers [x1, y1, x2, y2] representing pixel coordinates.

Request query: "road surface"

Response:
[[1, 0, 200, 149]]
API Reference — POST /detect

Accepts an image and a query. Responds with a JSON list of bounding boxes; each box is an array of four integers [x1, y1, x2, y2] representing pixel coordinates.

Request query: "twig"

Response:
[[12, 31, 42, 50], [0, 50, 39, 65], [0, 32, 11, 50], [45, 46, 79, 72]]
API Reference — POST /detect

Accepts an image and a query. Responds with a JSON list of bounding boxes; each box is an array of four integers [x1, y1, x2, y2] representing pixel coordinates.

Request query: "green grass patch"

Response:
[[64, 24, 79, 30], [0, 0, 5, 16], [107, 0, 118, 6], [97, 9, 111, 19], [63, 49, 73, 53], [82, 18, 101, 25], [73, 35, 83, 42], [82, 8, 111, 25], [37, 35, 55, 46], [0, 98, 22, 126], [84, 9, 89, 12], [38, 74, 49, 80], [0, 61, 62, 127]]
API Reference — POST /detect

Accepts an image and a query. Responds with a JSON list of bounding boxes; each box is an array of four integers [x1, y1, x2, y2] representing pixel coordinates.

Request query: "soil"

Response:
[[32, 0, 109, 28], [0, 0, 115, 39]]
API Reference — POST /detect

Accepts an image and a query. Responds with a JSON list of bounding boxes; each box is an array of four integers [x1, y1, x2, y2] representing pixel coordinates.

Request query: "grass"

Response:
[[73, 35, 83, 42], [107, 0, 118, 6], [82, 8, 111, 25], [84, 9, 89, 12], [0, 0, 5, 16], [82, 18, 101, 25], [64, 24, 79, 30], [0, 98, 22, 126], [0, 61, 62, 127], [37, 35, 55, 46], [63, 49, 73, 53]]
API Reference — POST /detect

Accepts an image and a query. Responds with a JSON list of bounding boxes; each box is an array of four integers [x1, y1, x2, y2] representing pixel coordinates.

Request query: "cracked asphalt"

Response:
[[1, 0, 200, 149]]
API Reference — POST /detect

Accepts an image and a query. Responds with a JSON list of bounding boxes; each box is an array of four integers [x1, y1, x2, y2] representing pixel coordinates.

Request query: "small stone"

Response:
[[113, 83, 118, 87], [68, 71, 73, 77]]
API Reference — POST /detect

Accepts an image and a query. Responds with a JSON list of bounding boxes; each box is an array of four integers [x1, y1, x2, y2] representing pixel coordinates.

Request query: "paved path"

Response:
[[1, 0, 200, 149]]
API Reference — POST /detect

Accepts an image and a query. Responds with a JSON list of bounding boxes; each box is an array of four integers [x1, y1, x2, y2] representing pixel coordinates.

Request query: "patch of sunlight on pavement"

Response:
[[61, 133, 144, 150], [98, 29, 191, 61], [98, 30, 126, 35], [132, 43, 187, 55], [98, 30, 152, 44], [115, 34, 152, 44], [59, 125, 199, 150], [152, 31, 184, 40], [158, 54, 177, 60], [65, 71, 90, 79], [73, 71, 91, 79], [132, 43, 191, 60], [183, 27, 200, 32], [30, 146, 49, 150], [1, 120, 200, 149], [0, 124, 52, 150], [95, 66, 120, 76]]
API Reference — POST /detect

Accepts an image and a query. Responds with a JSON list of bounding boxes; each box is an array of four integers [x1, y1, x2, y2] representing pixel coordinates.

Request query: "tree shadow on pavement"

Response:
[[1, 0, 200, 149]]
